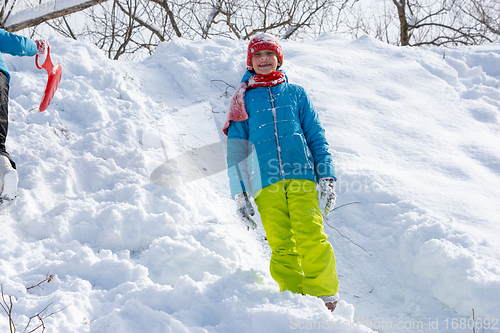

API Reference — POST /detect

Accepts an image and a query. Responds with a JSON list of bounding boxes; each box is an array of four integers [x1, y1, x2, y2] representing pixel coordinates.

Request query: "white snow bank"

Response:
[[0, 33, 499, 332]]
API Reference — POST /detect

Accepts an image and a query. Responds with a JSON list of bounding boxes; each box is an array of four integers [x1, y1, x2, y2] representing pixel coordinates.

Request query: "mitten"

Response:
[[319, 177, 336, 216], [35, 39, 48, 56], [234, 191, 257, 230]]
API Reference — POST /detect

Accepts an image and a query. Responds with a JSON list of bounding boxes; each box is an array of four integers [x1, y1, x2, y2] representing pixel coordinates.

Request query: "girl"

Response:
[[223, 33, 340, 312]]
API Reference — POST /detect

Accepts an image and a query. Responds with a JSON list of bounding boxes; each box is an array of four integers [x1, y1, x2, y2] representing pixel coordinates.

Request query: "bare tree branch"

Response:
[[115, 0, 165, 41], [149, 0, 182, 37], [0, 0, 18, 28], [4, 0, 108, 32]]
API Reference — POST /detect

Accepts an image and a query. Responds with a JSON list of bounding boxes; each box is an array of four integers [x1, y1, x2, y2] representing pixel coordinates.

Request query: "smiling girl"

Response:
[[222, 33, 340, 312]]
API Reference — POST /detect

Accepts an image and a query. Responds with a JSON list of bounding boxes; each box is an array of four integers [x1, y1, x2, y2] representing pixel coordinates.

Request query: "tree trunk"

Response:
[[392, 0, 410, 46], [4, 0, 108, 32]]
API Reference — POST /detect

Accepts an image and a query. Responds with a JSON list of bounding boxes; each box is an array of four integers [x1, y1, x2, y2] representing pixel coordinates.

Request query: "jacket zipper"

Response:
[[268, 87, 285, 179]]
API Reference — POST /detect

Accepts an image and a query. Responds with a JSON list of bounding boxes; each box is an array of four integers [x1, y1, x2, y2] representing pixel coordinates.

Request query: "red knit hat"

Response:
[[247, 33, 283, 71]]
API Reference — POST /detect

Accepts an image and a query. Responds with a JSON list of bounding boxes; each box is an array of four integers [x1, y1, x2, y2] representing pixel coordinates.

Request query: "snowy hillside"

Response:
[[1, 33, 499, 332]]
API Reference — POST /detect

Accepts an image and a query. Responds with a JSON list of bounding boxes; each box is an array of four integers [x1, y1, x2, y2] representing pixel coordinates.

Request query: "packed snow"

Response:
[[1, 33, 499, 332]]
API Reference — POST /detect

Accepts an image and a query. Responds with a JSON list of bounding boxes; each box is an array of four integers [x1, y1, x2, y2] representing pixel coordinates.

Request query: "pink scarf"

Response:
[[222, 71, 286, 136]]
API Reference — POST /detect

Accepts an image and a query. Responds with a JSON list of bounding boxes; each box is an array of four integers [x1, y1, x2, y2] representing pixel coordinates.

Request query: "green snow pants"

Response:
[[254, 179, 339, 297]]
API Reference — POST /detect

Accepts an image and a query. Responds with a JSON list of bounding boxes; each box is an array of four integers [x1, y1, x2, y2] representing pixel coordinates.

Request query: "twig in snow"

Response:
[[324, 202, 372, 256], [211, 80, 237, 98], [472, 308, 475, 333], [27, 271, 55, 291], [331, 201, 363, 212], [1, 284, 71, 333], [25, 302, 72, 333], [1, 285, 15, 333]]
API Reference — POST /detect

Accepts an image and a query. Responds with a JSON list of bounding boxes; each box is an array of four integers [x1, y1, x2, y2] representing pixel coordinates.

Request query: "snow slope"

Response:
[[1, 33, 499, 332]]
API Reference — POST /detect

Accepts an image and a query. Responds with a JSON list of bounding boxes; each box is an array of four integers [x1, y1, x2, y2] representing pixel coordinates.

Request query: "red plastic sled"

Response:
[[35, 46, 62, 112]]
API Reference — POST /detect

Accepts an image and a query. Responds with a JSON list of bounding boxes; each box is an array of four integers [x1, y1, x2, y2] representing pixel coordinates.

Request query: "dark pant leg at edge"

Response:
[[0, 71, 16, 169]]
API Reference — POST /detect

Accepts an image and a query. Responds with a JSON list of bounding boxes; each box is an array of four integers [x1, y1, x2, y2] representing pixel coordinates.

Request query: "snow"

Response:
[[1, 33, 499, 332]]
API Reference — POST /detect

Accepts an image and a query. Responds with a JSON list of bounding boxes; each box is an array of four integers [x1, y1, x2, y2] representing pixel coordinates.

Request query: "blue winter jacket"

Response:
[[227, 70, 336, 198], [0, 28, 37, 82]]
